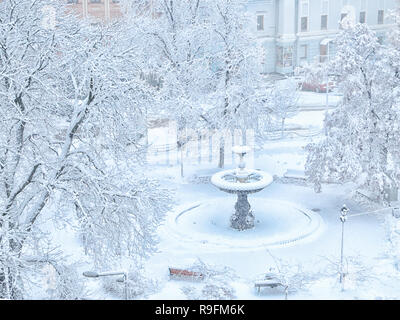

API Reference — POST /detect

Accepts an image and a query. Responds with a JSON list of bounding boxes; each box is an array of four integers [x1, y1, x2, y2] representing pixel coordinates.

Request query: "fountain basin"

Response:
[[165, 199, 323, 250], [211, 169, 273, 194]]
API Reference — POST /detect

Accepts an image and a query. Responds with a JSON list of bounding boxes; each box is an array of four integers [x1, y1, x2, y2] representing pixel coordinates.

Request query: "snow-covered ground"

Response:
[[143, 143, 396, 300], [41, 91, 400, 300], [297, 91, 342, 109], [138, 92, 400, 300]]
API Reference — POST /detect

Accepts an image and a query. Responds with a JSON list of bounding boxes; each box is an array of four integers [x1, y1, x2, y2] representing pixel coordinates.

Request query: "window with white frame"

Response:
[[377, 0, 385, 24], [360, 0, 367, 23], [321, 0, 329, 30], [257, 14, 264, 31], [377, 10, 384, 24], [340, 0, 348, 25], [359, 11, 366, 23], [300, 0, 309, 32], [320, 44, 328, 63]]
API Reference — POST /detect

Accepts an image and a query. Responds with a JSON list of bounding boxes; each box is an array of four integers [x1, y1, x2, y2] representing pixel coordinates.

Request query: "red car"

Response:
[[300, 80, 336, 93]]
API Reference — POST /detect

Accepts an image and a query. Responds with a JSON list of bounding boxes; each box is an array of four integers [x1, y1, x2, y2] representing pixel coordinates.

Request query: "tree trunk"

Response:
[[281, 118, 285, 139], [241, 128, 247, 145], [0, 266, 22, 299], [218, 135, 225, 169], [180, 145, 184, 178]]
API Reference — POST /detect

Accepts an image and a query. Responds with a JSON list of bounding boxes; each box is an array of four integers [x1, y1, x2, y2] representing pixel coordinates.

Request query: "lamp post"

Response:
[[339, 204, 348, 287], [83, 271, 128, 300]]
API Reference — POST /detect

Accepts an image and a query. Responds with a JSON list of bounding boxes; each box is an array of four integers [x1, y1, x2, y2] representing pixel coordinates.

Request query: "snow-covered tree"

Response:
[[126, 0, 264, 169], [0, 0, 170, 299], [181, 259, 236, 300], [265, 80, 300, 138], [305, 23, 400, 199], [202, 0, 264, 168], [127, 0, 214, 176], [265, 251, 309, 299]]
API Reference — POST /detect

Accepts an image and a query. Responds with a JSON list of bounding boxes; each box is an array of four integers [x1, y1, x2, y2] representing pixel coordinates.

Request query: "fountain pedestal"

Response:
[[211, 145, 273, 232], [232, 192, 254, 230]]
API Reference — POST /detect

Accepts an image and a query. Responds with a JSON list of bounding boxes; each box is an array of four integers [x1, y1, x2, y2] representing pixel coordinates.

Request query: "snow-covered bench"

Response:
[[168, 268, 204, 281], [254, 273, 284, 293], [254, 281, 284, 293], [283, 169, 306, 180]]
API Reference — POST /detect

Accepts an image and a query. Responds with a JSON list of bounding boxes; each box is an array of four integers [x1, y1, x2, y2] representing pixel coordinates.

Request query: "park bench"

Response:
[[254, 281, 285, 293], [254, 273, 284, 294], [168, 268, 204, 281]]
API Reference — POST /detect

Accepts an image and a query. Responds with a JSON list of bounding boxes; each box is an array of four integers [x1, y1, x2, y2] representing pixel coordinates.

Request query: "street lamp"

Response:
[[83, 270, 128, 300], [339, 204, 349, 287]]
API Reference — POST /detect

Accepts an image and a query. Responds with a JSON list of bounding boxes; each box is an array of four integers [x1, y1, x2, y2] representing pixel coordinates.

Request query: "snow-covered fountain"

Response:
[[211, 146, 273, 230], [166, 146, 323, 251]]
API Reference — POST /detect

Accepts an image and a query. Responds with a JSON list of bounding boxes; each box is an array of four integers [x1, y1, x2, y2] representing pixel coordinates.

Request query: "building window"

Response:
[[67, 0, 78, 3], [276, 46, 293, 68], [378, 10, 384, 24], [301, 17, 308, 32], [360, 11, 366, 23], [300, 45, 308, 61], [321, 15, 328, 30], [320, 44, 328, 63], [360, 0, 367, 23], [378, 0, 385, 24], [300, 1, 309, 32], [90, 0, 101, 3], [257, 15, 264, 31], [339, 12, 347, 29], [321, 0, 329, 30]]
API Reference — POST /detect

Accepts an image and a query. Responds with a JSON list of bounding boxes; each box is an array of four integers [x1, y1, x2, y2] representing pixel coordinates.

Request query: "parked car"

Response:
[[300, 80, 336, 93]]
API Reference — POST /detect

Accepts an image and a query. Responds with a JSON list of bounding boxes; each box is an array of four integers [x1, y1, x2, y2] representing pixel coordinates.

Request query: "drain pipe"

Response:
[[274, 0, 279, 73], [294, 0, 300, 74]]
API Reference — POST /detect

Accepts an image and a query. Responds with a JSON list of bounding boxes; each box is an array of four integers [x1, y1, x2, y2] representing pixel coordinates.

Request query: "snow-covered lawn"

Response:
[[139, 101, 400, 300], [38, 94, 399, 300], [144, 150, 394, 300], [297, 91, 342, 109]]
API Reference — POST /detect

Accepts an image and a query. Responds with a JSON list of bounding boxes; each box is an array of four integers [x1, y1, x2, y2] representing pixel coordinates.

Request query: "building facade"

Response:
[[246, 0, 397, 74], [66, 0, 122, 22], [62, 0, 397, 75]]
